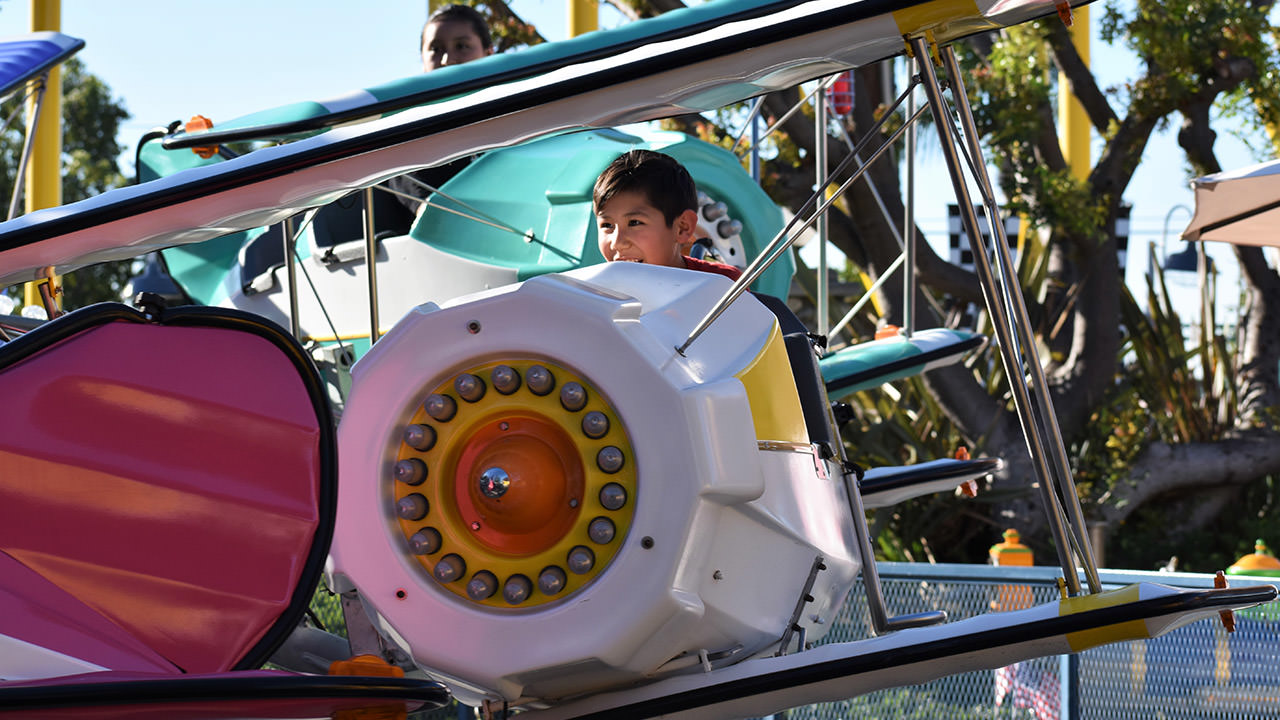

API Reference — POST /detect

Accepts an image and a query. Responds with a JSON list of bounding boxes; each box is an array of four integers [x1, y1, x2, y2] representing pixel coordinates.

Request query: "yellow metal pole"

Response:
[[1057, 5, 1090, 181], [568, 0, 597, 37], [1029, 8, 1088, 282], [22, 0, 63, 311]]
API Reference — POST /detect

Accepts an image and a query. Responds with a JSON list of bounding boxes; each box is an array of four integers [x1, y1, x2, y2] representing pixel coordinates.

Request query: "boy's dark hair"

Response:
[[422, 4, 493, 52], [593, 150, 698, 226]]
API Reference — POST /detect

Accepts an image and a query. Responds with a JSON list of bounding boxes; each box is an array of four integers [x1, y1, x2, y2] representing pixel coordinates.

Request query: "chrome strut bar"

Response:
[[730, 76, 834, 158], [938, 44, 1101, 593], [819, 85, 948, 342], [676, 74, 922, 355], [363, 187, 381, 344], [284, 214, 301, 339], [8, 73, 48, 222], [911, 36, 1099, 595]]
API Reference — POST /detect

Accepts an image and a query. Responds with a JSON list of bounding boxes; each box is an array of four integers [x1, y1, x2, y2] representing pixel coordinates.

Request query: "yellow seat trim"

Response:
[[735, 323, 808, 445]]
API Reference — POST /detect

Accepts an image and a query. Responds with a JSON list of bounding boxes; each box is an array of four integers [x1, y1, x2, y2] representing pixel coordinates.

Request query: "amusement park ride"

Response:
[[0, 0, 1275, 718]]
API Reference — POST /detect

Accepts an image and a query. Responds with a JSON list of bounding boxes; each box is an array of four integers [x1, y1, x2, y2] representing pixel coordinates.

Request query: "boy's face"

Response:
[[422, 20, 490, 71], [596, 191, 696, 269]]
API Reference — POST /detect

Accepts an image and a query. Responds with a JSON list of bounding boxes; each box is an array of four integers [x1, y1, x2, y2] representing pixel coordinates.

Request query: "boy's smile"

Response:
[[596, 191, 695, 269]]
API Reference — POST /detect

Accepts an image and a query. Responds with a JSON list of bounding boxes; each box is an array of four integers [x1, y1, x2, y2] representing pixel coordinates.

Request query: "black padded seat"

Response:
[[782, 331, 840, 458], [751, 291, 809, 336], [239, 224, 286, 296]]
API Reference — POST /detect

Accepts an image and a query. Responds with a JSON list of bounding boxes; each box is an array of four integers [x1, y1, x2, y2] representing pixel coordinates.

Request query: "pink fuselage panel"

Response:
[[0, 322, 323, 674]]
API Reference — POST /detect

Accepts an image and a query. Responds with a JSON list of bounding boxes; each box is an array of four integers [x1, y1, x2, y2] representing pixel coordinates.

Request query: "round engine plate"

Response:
[[391, 359, 636, 608]]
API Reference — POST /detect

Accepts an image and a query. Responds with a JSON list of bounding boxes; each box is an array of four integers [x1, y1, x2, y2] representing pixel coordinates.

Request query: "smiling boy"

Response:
[[593, 150, 743, 281]]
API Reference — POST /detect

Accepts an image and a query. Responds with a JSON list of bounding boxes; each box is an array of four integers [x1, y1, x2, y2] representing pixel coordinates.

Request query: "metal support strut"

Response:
[[284, 215, 301, 340], [677, 74, 924, 355], [363, 186, 382, 345], [842, 460, 946, 635], [8, 74, 48, 221], [910, 36, 1100, 594], [939, 46, 1100, 594]]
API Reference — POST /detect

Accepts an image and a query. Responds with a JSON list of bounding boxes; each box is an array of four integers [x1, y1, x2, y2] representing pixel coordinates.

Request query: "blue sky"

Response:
[[0, 1, 610, 151], [0, 0, 1262, 318]]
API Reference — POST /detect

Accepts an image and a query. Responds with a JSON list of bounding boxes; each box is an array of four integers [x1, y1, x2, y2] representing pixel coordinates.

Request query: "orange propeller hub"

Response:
[[390, 359, 637, 608], [453, 414, 584, 555]]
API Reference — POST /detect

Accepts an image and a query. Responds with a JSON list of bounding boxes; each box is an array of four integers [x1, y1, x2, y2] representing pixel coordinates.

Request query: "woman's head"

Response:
[[421, 4, 493, 71]]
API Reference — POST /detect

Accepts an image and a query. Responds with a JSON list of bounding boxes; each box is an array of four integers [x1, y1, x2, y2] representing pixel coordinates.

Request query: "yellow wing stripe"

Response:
[[892, 0, 999, 40], [1061, 584, 1154, 652]]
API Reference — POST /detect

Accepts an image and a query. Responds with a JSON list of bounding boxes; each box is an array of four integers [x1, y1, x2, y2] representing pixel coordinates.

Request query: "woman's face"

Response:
[[422, 20, 490, 71]]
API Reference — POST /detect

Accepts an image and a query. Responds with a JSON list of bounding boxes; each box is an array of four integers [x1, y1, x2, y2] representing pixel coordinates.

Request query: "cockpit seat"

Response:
[[310, 188, 416, 263], [239, 223, 286, 295]]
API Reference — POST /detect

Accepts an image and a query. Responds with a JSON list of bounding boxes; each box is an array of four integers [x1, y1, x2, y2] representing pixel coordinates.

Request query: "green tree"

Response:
[[0, 56, 131, 309], [938, 0, 1280, 569]]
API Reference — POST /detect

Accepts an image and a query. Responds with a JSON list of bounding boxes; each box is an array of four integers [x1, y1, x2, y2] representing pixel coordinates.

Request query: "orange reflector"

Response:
[[329, 654, 406, 678], [1215, 571, 1236, 633], [185, 115, 219, 159], [874, 325, 901, 340], [954, 448, 977, 495], [1055, 0, 1073, 26]]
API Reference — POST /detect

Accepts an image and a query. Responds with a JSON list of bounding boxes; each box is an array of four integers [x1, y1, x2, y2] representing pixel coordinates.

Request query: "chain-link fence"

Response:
[[779, 563, 1280, 720], [308, 583, 345, 636], [307, 563, 1278, 719]]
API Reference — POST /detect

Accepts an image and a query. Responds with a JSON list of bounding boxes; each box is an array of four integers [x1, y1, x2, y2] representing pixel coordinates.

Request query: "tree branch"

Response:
[[602, 0, 642, 22], [1099, 430, 1280, 527], [1234, 247, 1280, 421], [1044, 21, 1118, 134], [1088, 112, 1157, 204], [481, 0, 547, 49], [1031, 97, 1068, 174]]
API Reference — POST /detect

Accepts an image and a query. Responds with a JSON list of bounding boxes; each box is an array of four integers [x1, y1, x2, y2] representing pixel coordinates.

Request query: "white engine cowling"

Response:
[[329, 263, 860, 705]]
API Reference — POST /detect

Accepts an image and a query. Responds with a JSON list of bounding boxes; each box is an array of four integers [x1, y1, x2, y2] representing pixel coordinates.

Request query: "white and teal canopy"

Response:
[[0, 0, 1089, 289]]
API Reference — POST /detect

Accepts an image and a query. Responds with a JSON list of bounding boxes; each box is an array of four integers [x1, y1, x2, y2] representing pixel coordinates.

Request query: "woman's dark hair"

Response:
[[421, 4, 493, 52]]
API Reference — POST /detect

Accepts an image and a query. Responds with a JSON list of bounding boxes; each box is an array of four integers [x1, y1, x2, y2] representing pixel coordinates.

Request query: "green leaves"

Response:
[[1069, 265, 1242, 545], [0, 57, 132, 307], [1107, 0, 1280, 153], [1119, 267, 1237, 445], [60, 58, 129, 201]]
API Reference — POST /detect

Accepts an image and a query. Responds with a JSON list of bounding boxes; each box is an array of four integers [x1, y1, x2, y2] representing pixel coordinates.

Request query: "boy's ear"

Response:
[[672, 209, 699, 244]]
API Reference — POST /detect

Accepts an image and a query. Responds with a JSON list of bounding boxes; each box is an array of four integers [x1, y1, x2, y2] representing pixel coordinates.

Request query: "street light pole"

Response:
[[1157, 204, 1194, 278], [1157, 203, 1216, 343]]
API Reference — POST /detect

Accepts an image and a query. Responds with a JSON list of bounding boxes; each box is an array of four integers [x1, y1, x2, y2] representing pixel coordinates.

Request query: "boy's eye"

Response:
[[627, 219, 643, 226]]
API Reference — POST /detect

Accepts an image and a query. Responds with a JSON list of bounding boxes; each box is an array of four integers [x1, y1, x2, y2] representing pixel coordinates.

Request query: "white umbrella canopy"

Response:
[[1183, 158, 1280, 247]]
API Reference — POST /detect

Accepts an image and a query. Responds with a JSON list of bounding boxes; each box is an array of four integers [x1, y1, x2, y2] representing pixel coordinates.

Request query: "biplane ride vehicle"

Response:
[[0, 0, 1274, 718]]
